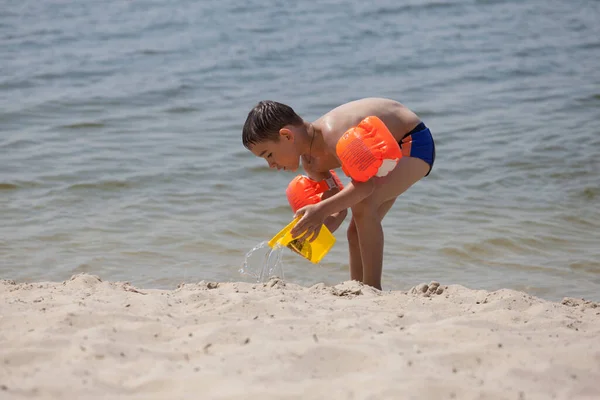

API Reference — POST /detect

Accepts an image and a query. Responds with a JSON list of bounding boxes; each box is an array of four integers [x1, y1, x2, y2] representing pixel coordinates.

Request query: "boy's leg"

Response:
[[352, 201, 384, 289], [352, 157, 430, 289], [377, 198, 397, 221], [371, 157, 430, 205], [347, 199, 396, 282], [346, 198, 395, 284], [346, 218, 363, 282]]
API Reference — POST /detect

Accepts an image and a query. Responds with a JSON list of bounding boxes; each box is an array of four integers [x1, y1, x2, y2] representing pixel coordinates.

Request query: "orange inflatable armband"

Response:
[[286, 170, 344, 213], [336, 116, 402, 182]]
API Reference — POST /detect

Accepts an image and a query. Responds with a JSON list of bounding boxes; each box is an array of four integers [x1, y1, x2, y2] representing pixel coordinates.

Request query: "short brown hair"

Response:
[[242, 100, 303, 149]]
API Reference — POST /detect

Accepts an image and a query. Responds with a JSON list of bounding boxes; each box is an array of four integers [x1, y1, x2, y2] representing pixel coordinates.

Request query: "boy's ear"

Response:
[[279, 127, 294, 141]]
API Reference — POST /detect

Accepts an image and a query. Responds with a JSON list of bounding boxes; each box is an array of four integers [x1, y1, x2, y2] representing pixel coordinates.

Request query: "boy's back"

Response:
[[304, 98, 423, 172], [314, 97, 422, 145]]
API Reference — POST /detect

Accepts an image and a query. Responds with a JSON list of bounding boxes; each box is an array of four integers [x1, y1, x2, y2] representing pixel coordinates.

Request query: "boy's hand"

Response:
[[291, 204, 326, 242]]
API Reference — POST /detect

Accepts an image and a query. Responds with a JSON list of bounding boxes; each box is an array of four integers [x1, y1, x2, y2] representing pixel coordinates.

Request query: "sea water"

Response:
[[2, 0, 599, 301]]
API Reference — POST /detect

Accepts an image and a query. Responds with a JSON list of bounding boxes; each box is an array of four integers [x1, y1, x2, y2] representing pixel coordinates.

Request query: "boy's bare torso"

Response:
[[302, 97, 422, 174]]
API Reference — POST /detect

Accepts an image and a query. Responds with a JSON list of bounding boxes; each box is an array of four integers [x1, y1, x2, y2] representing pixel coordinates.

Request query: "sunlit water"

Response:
[[1, 0, 599, 301]]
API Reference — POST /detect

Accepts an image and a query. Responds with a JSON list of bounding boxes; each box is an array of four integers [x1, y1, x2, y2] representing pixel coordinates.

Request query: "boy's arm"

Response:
[[292, 177, 374, 240], [320, 186, 347, 233], [318, 179, 375, 217], [313, 125, 377, 218], [304, 168, 348, 233]]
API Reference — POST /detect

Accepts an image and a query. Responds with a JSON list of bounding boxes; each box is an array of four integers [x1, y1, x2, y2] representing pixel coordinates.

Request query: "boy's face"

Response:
[[249, 129, 300, 172]]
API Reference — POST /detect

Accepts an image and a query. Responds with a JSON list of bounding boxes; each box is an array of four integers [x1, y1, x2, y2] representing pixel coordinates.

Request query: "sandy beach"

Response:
[[1, 273, 599, 400]]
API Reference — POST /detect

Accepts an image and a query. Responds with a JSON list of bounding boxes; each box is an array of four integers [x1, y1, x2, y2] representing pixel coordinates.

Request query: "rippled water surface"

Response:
[[1, 0, 599, 301]]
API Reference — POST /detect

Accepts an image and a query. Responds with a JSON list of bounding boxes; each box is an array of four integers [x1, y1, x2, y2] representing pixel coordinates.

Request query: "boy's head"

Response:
[[242, 100, 305, 171]]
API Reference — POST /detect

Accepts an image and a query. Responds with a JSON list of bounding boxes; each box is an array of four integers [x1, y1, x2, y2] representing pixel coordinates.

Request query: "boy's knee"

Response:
[[351, 198, 378, 220], [346, 220, 358, 244]]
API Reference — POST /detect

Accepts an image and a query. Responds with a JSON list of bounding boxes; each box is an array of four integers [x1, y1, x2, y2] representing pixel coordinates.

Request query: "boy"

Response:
[[242, 98, 435, 290]]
